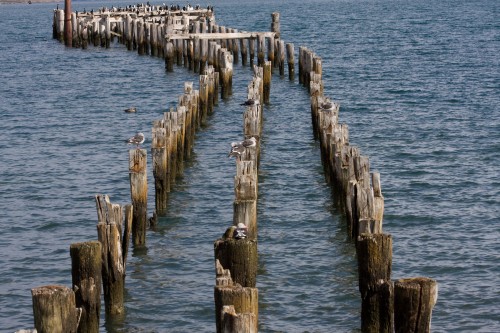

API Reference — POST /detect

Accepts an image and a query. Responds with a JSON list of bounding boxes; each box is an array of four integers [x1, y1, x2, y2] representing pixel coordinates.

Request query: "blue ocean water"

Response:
[[0, 0, 499, 332]]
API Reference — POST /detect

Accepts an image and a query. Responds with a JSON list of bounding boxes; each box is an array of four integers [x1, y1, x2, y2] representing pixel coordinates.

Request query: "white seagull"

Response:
[[228, 137, 257, 159], [126, 132, 145, 148]]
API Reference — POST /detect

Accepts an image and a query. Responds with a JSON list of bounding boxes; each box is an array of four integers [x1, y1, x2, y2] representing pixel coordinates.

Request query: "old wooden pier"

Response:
[[26, 2, 437, 332]]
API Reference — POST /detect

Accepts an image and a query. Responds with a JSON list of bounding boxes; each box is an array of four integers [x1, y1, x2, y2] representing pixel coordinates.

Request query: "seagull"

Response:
[[320, 100, 333, 110], [126, 132, 145, 148], [228, 137, 257, 159], [240, 98, 260, 107], [233, 223, 248, 239]]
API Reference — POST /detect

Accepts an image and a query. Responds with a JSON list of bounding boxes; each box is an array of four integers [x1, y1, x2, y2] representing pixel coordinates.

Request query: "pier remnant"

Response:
[[129, 148, 148, 247], [31, 285, 81, 333], [70, 241, 102, 333], [95, 195, 133, 315]]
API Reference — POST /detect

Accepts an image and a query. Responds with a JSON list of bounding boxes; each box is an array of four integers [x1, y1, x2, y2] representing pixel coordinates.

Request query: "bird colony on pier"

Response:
[[25, 2, 437, 332]]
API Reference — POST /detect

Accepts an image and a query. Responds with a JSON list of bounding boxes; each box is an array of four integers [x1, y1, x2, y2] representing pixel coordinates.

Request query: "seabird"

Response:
[[126, 132, 145, 148], [320, 100, 334, 110], [228, 137, 257, 159], [233, 223, 248, 239], [124, 107, 137, 113], [240, 98, 260, 107]]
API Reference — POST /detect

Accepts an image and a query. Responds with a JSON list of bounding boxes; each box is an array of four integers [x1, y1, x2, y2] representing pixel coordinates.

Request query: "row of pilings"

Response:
[[213, 64, 268, 332], [28, 2, 438, 332], [52, 3, 295, 78], [300, 46, 438, 333]]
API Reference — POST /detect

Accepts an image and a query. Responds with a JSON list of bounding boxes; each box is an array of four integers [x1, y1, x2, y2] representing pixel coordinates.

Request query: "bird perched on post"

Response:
[[233, 223, 248, 239], [240, 98, 260, 107], [126, 132, 145, 148], [228, 137, 257, 160]]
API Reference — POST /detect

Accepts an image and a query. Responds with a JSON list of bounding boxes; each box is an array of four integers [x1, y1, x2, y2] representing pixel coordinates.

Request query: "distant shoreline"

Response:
[[1, 0, 59, 4]]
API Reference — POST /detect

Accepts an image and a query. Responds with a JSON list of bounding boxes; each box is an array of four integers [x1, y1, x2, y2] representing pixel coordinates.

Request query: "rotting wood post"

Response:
[[137, 19, 145, 55], [240, 38, 248, 66], [257, 34, 265, 66], [231, 29, 239, 64], [151, 126, 168, 216], [356, 233, 393, 333], [267, 36, 275, 68], [199, 74, 209, 125], [222, 305, 257, 333], [271, 12, 280, 38], [263, 61, 272, 105], [70, 241, 101, 333], [220, 50, 233, 99], [234, 159, 258, 236], [95, 196, 133, 316], [278, 40, 285, 76], [31, 285, 80, 333], [129, 149, 147, 247], [193, 36, 200, 73], [64, 0, 72, 47], [214, 260, 258, 333], [165, 40, 175, 72], [394, 277, 438, 333], [371, 172, 384, 229], [214, 237, 258, 288], [249, 37, 255, 66], [214, 71, 220, 106]]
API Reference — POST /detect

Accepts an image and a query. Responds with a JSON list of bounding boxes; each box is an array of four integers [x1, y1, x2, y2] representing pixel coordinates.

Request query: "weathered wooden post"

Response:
[[271, 12, 280, 38], [31, 285, 80, 333], [70, 241, 101, 333], [214, 260, 258, 333], [394, 277, 438, 333], [165, 39, 175, 72], [249, 37, 255, 66], [234, 158, 258, 223], [95, 195, 133, 316], [152, 125, 168, 216], [257, 34, 265, 66], [199, 74, 209, 125], [214, 236, 258, 288], [220, 50, 233, 99], [129, 149, 147, 247], [267, 36, 275, 68], [221, 305, 257, 333], [263, 61, 272, 104], [64, 0, 72, 47], [278, 40, 285, 76], [240, 38, 248, 66], [356, 233, 393, 333]]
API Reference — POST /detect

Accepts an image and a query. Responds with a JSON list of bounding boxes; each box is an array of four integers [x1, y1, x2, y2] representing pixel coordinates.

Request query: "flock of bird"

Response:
[[125, 98, 259, 156]]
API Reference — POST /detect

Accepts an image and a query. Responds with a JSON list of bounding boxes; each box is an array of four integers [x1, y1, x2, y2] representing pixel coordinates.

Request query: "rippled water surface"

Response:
[[0, 0, 499, 332]]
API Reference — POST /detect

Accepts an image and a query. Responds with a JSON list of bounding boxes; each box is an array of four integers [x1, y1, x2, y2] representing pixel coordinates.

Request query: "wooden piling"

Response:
[[214, 237, 258, 288], [356, 233, 393, 333], [31, 285, 80, 333], [95, 195, 133, 316], [263, 61, 272, 104], [165, 40, 175, 72], [394, 277, 438, 333], [221, 305, 257, 333], [220, 50, 233, 99], [278, 40, 285, 76], [271, 12, 280, 38], [240, 38, 248, 66], [249, 37, 255, 66], [151, 126, 168, 216], [64, 0, 72, 47], [70, 241, 102, 333], [129, 149, 147, 247], [267, 36, 275, 68], [214, 260, 258, 333], [286, 43, 295, 80], [257, 34, 265, 66]]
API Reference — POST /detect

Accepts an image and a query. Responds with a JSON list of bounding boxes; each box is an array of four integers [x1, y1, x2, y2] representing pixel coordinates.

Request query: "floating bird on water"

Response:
[[240, 98, 260, 107], [126, 132, 145, 148], [228, 137, 257, 159], [124, 107, 137, 113]]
